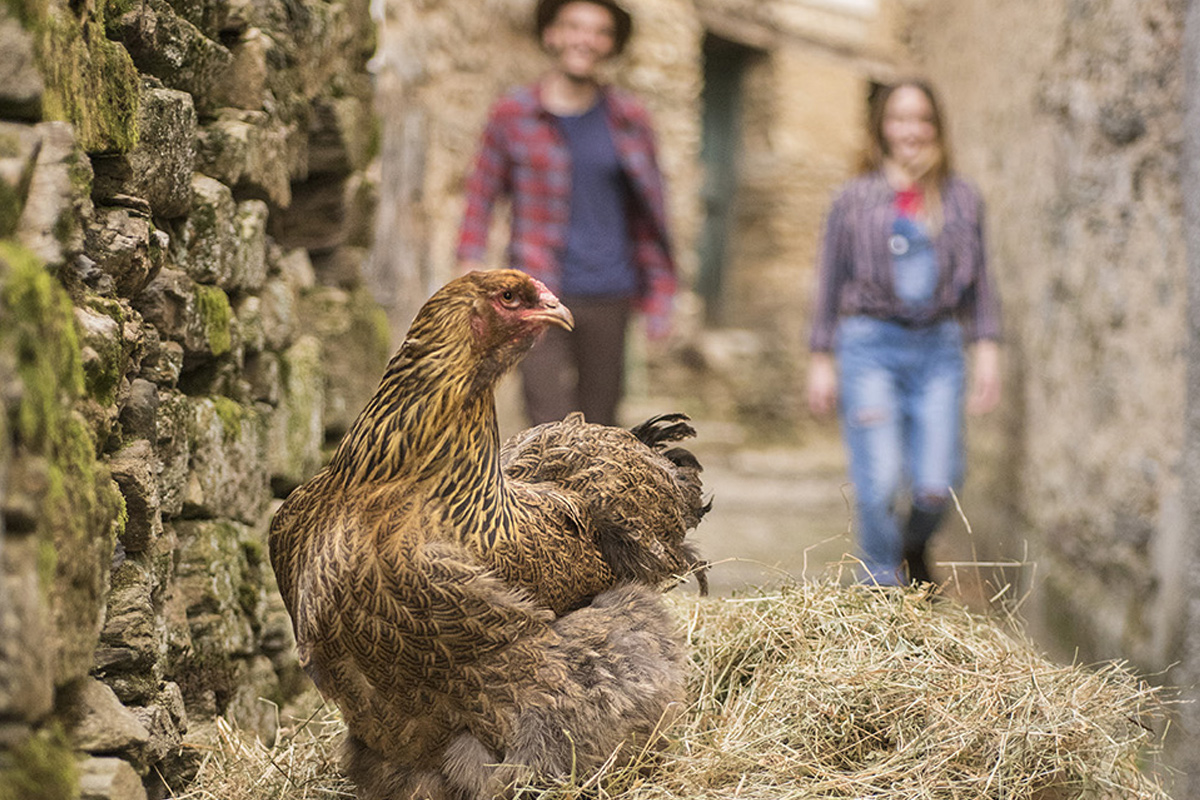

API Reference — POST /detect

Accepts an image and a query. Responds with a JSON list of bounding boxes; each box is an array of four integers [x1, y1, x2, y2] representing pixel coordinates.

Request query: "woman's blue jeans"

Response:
[[835, 316, 965, 585]]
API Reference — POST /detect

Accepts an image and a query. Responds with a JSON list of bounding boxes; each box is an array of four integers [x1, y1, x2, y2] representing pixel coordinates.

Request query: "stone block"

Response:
[[182, 396, 268, 523], [75, 303, 129, 408], [0, 537, 55, 723], [221, 28, 273, 111], [276, 246, 316, 289], [0, 122, 41, 238], [0, 13, 44, 121], [86, 205, 156, 297], [245, 351, 281, 405], [108, 0, 233, 116], [130, 683, 187, 765], [79, 756, 148, 800], [92, 87, 197, 220], [16, 122, 92, 269], [178, 175, 236, 287], [58, 677, 151, 762], [153, 390, 190, 519], [257, 270, 300, 352], [267, 335, 325, 494], [308, 95, 375, 176], [196, 110, 293, 207], [311, 244, 367, 290], [343, 169, 379, 249], [234, 295, 266, 354], [271, 173, 345, 251], [135, 268, 240, 365], [95, 559, 162, 704], [120, 378, 161, 443], [108, 440, 164, 554], [171, 520, 261, 709], [138, 327, 185, 389], [232, 199, 269, 292]]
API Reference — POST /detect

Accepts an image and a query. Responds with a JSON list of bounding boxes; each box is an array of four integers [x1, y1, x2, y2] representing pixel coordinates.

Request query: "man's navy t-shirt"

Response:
[[555, 100, 637, 298]]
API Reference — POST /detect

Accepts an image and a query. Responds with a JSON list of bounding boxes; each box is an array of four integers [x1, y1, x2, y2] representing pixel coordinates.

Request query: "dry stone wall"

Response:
[[0, 0, 386, 795]]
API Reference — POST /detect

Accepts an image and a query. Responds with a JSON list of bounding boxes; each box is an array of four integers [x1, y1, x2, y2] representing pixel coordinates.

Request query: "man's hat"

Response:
[[535, 0, 633, 55]]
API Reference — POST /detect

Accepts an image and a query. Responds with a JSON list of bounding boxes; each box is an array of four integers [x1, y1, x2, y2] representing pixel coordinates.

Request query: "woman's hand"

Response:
[[967, 340, 1001, 415], [807, 352, 839, 417]]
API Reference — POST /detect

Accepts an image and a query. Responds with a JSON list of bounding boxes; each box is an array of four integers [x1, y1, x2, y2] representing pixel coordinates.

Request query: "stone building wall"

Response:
[[0, 0, 386, 795], [900, 0, 1195, 790]]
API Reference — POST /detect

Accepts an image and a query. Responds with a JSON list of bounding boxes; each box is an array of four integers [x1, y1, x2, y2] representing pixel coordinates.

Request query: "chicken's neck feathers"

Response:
[[326, 337, 516, 550]]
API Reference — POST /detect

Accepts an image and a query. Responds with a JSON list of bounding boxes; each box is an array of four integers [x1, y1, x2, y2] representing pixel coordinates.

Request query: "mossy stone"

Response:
[[0, 242, 125, 682], [194, 283, 232, 357], [30, 0, 141, 154], [0, 724, 78, 800]]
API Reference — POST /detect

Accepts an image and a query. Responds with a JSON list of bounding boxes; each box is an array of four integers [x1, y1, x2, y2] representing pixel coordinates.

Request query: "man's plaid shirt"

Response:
[[457, 83, 676, 332]]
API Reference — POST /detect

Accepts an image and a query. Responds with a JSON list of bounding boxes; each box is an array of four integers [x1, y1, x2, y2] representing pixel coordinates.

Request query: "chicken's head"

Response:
[[407, 269, 574, 387]]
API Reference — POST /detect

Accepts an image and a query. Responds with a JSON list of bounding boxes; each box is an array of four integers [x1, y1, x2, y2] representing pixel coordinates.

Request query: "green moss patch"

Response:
[[195, 283, 233, 357], [0, 724, 78, 800], [29, 0, 140, 154], [0, 243, 125, 677]]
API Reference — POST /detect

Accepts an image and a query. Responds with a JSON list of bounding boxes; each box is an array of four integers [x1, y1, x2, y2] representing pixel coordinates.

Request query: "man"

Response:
[[457, 0, 675, 426]]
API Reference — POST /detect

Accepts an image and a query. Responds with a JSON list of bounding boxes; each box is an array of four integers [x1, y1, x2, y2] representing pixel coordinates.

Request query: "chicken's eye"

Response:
[[499, 290, 519, 308]]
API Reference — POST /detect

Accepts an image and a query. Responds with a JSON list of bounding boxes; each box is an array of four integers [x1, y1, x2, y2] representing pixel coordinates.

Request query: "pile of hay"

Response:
[[179, 583, 1170, 800]]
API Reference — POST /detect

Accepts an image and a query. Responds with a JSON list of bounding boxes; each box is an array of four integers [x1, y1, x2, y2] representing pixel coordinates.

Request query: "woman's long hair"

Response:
[[860, 79, 952, 231]]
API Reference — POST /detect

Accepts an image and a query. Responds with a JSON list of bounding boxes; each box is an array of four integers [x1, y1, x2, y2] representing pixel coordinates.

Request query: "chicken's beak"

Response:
[[533, 300, 575, 332]]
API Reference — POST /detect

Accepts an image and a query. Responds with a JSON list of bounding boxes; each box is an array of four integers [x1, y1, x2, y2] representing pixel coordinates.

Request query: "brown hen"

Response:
[[268, 270, 708, 799]]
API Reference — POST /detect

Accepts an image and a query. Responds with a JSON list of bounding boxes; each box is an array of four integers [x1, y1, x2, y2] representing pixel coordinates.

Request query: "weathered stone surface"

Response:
[[92, 87, 197, 219], [234, 295, 266, 354], [16, 122, 92, 268], [135, 267, 239, 365], [0, 538, 55, 723], [170, 520, 261, 714], [109, 0, 233, 116], [267, 335, 325, 494], [95, 559, 162, 704], [108, 440, 164, 554], [257, 269, 300, 352], [78, 756, 148, 800], [58, 678, 151, 761], [0, 122, 40, 238], [86, 206, 156, 297], [300, 286, 391, 438], [0, 14, 43, 122], [224, 655, 280, 744], [221, 28, 274, 111], [276, 245, 317, 290], [232, 199, 269, 292], [137, 327, 185, 389], [182, 396, 268, 523], [245, 351, 281, 405], [177, 175, 237, 287], [153, 390, 190, 520], [75, 303, 129, 410], [27, 0, 141, 154], [120, 378, 161, 443], [130, 683, 187, 765], [311, 244, 367, 289], [195, 110, 294, 207], [308, 94, 375, 176], [1, 0, 383, 778]]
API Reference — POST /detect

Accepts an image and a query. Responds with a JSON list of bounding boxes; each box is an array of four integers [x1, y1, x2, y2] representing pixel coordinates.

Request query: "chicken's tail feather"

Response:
[[629, 413, 696, 449]]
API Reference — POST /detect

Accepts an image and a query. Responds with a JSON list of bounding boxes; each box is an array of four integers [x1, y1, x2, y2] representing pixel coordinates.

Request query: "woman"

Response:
[[807, 80, 1002, 586]]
